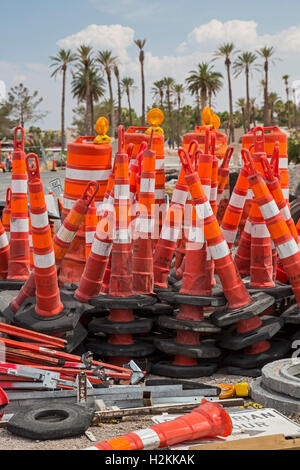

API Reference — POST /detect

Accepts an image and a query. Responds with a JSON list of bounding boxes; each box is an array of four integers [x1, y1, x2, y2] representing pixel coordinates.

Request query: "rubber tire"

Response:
[[151, 361, 218, 378], [7, 404, 94, 440]]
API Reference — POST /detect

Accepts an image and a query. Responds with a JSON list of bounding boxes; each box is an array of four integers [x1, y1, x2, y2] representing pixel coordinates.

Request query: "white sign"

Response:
[[152, 408, 300, 449]]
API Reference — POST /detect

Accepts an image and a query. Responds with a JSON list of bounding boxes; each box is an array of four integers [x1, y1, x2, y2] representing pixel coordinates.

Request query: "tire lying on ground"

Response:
[[7, 403, 94, 440], [289, 196, 300, 225]]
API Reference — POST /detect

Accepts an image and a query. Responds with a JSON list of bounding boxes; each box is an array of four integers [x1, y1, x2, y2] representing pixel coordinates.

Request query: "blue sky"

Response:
[[1, 0, 300, 129]]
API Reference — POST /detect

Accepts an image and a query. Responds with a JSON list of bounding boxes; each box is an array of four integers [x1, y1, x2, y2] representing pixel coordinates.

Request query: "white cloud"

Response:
[[57, 24, 135, 63]]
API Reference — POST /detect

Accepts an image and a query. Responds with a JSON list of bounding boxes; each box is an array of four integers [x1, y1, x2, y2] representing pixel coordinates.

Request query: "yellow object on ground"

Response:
[[218, 382, 249, 399]]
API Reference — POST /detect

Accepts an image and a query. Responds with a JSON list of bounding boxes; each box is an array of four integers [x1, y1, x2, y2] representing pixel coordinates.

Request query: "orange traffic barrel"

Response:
[[242, 126, 288, 201], [183, 125, 227, 159], [59, 134, 112, 285]]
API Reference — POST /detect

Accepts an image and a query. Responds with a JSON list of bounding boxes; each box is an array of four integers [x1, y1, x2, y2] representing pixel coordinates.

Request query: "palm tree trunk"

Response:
[[116, 75, 121, 126], [226, 62, 235, 143], [160, 91, 163, 109], [208, 90, 212, 108], [167, 90, 174, 149], [107, 70, 115, 138], [90, 93, 94, 134], [200, 87, 207, 115], [85, 65, 92, 135], [245, 66, 250, 132], [61, 68, 66, 152], [264, 61, 269, 127], [177, 96, 181, 147], [127, 89, 132, 126], [141, 59, 145, 126], [196, 90, 201, 123], [286, 88, 291, 128]]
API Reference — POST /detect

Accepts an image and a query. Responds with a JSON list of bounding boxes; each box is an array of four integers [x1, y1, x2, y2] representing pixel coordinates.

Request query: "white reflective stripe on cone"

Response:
[[279, 157, 288, 169], [155, 159, 164, 170], [221, 228, 236, 244], [66, 168, 111, 181], [201, 201, 213, 219], [135, 217, 154, 234], [259, 199, 280, 219], [230, 192, 246, 209], [202, 185, 211, 199], [30, 212, 49, 229], [113, 228, 131, 243], [251, 223, 270, 238], [114, 184, 130, 199], [155, 189, 165, 199], [171, 189, 188, 205], [161, 226, 180, 242], [92, 238, 112, 257], [188, 225, 205, 244], [280, 205, 291, 220], [11, 180, 27, 194], [276, 239, 299, 259], [244, 219, 252, 234], [56, 225, 76, 244], [140, 178, 155, 194], [85, 231, 96, 244], [210, 186, 218, 201], [0, 232, 8, 249], [281, 188, 289, 199], [10, 218, 29, 232], [63, 198, 75, 210], [246, 188, 253, 199], [209, 239, 230, 260], [33, 251, 55, 269], [133, 428, 161, 450]]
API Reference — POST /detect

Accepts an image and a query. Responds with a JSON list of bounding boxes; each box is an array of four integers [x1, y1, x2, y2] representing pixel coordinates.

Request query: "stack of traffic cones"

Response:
[[86, 126, 155, 366]]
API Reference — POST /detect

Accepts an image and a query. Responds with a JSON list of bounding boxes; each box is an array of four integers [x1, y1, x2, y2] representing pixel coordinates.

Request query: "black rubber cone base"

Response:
[[211, 292, 275, 327], [223, 338, 290, 370], [154, 337, 221, 359], [0, 280, 25, 290], [173, 292, 226, 307], [156, 289, 178, 305], [64, 322, 88, 353], [225, 366, 263, 378], [245, 282, 293, 300], [134, 303, 174, 316], [281, 303, 300, 325], [158, 315, 221, 333], [89, 294, 156, 310], [85, 339, 155, 358], [219, 317, 285, 351], [88, 316, 153, 334], [151, 361, 218, 378], [11, 292, 88, 335]]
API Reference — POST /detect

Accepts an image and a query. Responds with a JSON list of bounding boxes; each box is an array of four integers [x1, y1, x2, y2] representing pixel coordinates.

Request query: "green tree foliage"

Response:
[[7, 83, 47, 128]]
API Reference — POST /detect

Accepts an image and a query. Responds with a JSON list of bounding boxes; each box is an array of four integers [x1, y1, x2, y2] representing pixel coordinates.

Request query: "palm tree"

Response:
[[292, 88, 298, 128], [236, 97, 247, 132], [268, 92, 280, 124], [114, 65, 122, 126], [207, 72, 223, 108], [152, 80, 165, 108], [173, 83, 184, 147], [186, 81, 201, 123], [163, 77, 175, 148], [282, 74, 291, 128], [97, 50, 117, 138], [213, 43, 236, 142], [134, 38, 146, 125], [257, 46, 277, 126], [76, 45, 94, 135], [49, 48, 76, 151], [71, 66, 105, 131], [233, 51, 258, 132], [121, 77, 135, 126], [186, 62, 222, 113]]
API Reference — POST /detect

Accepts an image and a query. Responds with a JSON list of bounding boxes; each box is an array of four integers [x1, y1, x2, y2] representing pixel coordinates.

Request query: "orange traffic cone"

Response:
[[85, 199, 97, 260], [84, 399, 232, 450], [178, 148, 274, 325], [86, 126, 155, 366], [132, 132, 156, 294], [2, 187, 12, 242], [153, 171, 223, 377], [7, 127, 30, 281], [8, 155, 87, 339], [0, 219, 9, 280], [153, 141, 198, 290], [9, 181, 99, 314]]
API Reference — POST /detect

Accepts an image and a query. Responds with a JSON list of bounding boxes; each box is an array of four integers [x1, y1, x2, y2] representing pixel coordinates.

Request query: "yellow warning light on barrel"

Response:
[[201, 106, 220, 130], [146, 108, 164, 135], [94, 116, 111, 144]]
